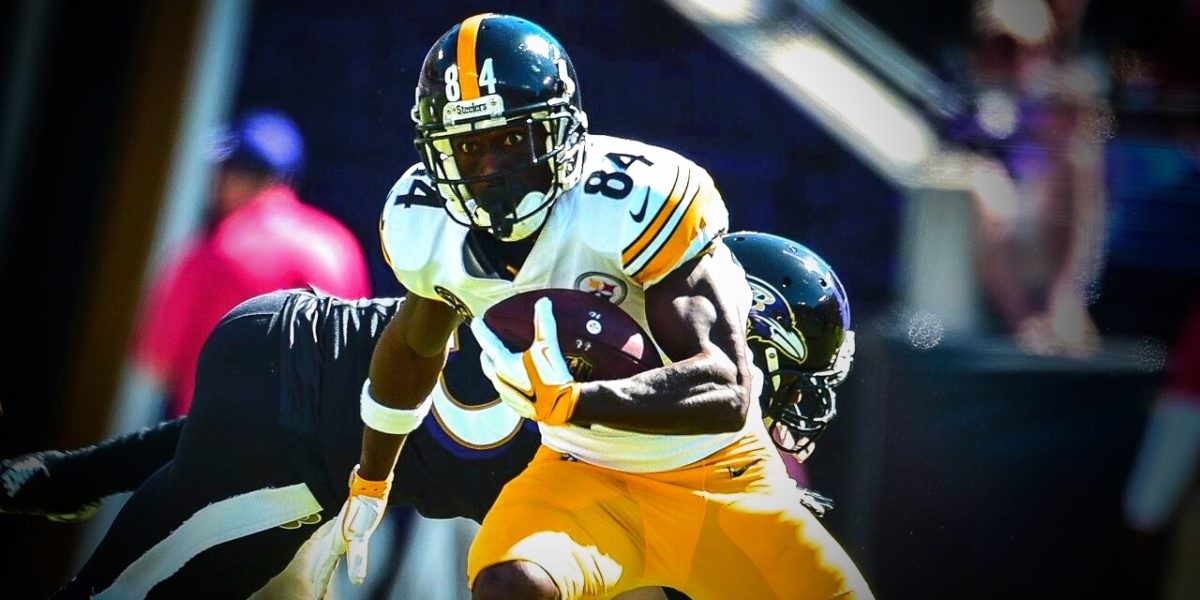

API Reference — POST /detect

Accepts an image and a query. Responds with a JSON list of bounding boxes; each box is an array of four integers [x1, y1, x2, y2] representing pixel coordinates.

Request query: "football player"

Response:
[[725, 232, 856, 469], [345, 12, 872, 599], [31, 288, 544, 598], [2, 232, 855, 598]]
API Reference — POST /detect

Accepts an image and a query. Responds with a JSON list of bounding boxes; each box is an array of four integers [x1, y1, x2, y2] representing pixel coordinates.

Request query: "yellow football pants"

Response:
[[467, 430, 874, 599]]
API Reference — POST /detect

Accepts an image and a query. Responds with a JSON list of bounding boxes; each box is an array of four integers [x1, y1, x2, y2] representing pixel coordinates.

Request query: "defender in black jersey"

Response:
[[40, 288, 539, 598], [2, 233, 856, 598]]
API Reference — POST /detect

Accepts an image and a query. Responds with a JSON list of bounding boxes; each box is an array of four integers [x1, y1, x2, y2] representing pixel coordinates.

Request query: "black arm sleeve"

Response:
[[53, 417, 187, 501]]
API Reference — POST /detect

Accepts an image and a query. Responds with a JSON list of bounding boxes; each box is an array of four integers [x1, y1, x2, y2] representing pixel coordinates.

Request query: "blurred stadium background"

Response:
[[1, 0, 1197, 597]]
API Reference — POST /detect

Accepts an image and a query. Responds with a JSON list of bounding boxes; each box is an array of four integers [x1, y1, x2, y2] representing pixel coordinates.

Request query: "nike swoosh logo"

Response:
[[502, 378, 536, 403], [630, 188, 650, 222], [727, 459, 762, 478]]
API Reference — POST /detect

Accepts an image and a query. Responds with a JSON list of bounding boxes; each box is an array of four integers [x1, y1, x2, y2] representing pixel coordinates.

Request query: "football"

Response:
[[482, 289, 662, 381]]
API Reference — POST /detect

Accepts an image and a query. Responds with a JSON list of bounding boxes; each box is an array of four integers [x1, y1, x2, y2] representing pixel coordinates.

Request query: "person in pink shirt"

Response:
[[132, 109, 371, 417]]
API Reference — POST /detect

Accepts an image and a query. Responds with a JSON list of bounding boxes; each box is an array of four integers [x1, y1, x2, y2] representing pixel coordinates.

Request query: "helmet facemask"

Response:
[[415, 99, 586, 241], [757, 331, 855, 460]]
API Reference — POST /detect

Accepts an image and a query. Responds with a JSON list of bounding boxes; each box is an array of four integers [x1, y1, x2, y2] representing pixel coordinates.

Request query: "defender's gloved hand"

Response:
[[309, 466, 392, 595], [471, 297, 580, 425], [0, 451, 99, 523]]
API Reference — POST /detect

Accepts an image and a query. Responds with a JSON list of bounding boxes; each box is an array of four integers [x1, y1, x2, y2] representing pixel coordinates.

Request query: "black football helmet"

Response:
[[726, 231, 855, 460], [412, 14, 589, 241]]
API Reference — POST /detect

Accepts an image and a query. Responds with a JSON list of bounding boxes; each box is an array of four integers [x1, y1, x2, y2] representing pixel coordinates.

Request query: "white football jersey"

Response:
[[380, 134, 764, 472]]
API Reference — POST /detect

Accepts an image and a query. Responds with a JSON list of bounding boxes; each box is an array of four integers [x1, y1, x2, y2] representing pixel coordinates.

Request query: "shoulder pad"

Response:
[[379, 163, 447, 297], [605, 142, 728, 287]]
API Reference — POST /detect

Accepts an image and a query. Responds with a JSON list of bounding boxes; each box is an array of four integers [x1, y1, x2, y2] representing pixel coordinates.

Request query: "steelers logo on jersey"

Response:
[[574, 272, 627, 304]]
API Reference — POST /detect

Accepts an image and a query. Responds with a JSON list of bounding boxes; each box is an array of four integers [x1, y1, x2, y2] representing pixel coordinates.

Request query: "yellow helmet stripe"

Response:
[[456, 13, 490, 100]]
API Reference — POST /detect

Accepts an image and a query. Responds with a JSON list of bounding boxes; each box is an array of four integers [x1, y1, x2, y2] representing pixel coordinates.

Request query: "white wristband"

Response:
[[359, 379, 431, 435]]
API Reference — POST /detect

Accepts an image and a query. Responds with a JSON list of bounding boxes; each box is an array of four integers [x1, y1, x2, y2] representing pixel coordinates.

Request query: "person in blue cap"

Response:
[[205, 110, 304, 222], [130, 108, 371, 418]]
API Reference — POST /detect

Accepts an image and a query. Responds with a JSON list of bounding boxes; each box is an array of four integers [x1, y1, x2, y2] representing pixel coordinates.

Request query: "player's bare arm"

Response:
[[358, 294, 460, 480], [323, 293, 460, 587], [571, 242, 753, 434]]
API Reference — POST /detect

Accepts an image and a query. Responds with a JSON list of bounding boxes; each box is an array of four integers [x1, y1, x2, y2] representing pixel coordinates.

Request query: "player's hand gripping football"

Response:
[[472, 297, 580, 425], [309, 466, 392, 595]]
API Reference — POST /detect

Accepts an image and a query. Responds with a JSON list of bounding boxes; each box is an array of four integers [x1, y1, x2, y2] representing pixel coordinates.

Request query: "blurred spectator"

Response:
[[953, 0, 1109, 356], [131, 109, 371, 417], [1124, 296, 1200, 600]]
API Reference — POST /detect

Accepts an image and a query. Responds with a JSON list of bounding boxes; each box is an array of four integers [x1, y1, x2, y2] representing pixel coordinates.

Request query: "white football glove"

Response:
[[471, 297, 581, 425], [308, 467, 391, 596]]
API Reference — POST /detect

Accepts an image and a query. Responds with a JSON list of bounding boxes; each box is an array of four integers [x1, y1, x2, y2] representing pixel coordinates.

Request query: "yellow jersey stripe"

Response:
[[621, 166, 688, 267], [632, 179, 715, 284], [456, 14, 489, 100]]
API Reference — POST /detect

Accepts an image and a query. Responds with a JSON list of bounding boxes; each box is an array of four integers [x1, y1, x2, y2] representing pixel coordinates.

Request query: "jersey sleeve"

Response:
[[379, 163, 444, 300], [619, 160, 729, 287]]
